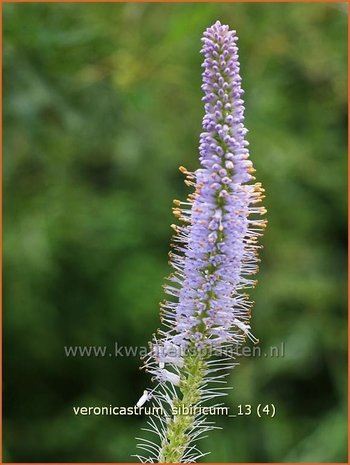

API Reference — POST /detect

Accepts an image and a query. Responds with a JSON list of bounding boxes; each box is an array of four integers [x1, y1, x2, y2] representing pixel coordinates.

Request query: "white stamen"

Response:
[[233, 318, 259, 344]]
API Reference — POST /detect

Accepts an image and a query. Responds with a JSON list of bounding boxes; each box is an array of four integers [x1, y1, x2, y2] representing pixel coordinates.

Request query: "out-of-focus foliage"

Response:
[[3, 3, 347, 462]]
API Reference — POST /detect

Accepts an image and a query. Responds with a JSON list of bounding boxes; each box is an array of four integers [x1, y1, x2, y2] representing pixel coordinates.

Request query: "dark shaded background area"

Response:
[[3, 3, 347, 462]]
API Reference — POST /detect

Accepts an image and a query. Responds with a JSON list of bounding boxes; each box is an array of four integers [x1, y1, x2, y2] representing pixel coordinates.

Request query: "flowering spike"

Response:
[[136, 21, 266, 463]]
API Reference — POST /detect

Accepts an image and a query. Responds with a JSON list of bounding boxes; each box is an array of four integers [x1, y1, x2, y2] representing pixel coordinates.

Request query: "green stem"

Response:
[[159, 351, 207, 463]]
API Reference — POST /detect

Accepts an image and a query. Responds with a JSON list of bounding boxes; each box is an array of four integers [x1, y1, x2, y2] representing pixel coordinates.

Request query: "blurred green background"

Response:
[[3, 2, 347, 462]]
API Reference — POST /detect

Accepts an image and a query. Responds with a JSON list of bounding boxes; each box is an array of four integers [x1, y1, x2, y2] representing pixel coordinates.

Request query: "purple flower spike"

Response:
[[157, 21, 266, 351], [136, 21, 267, 463]]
